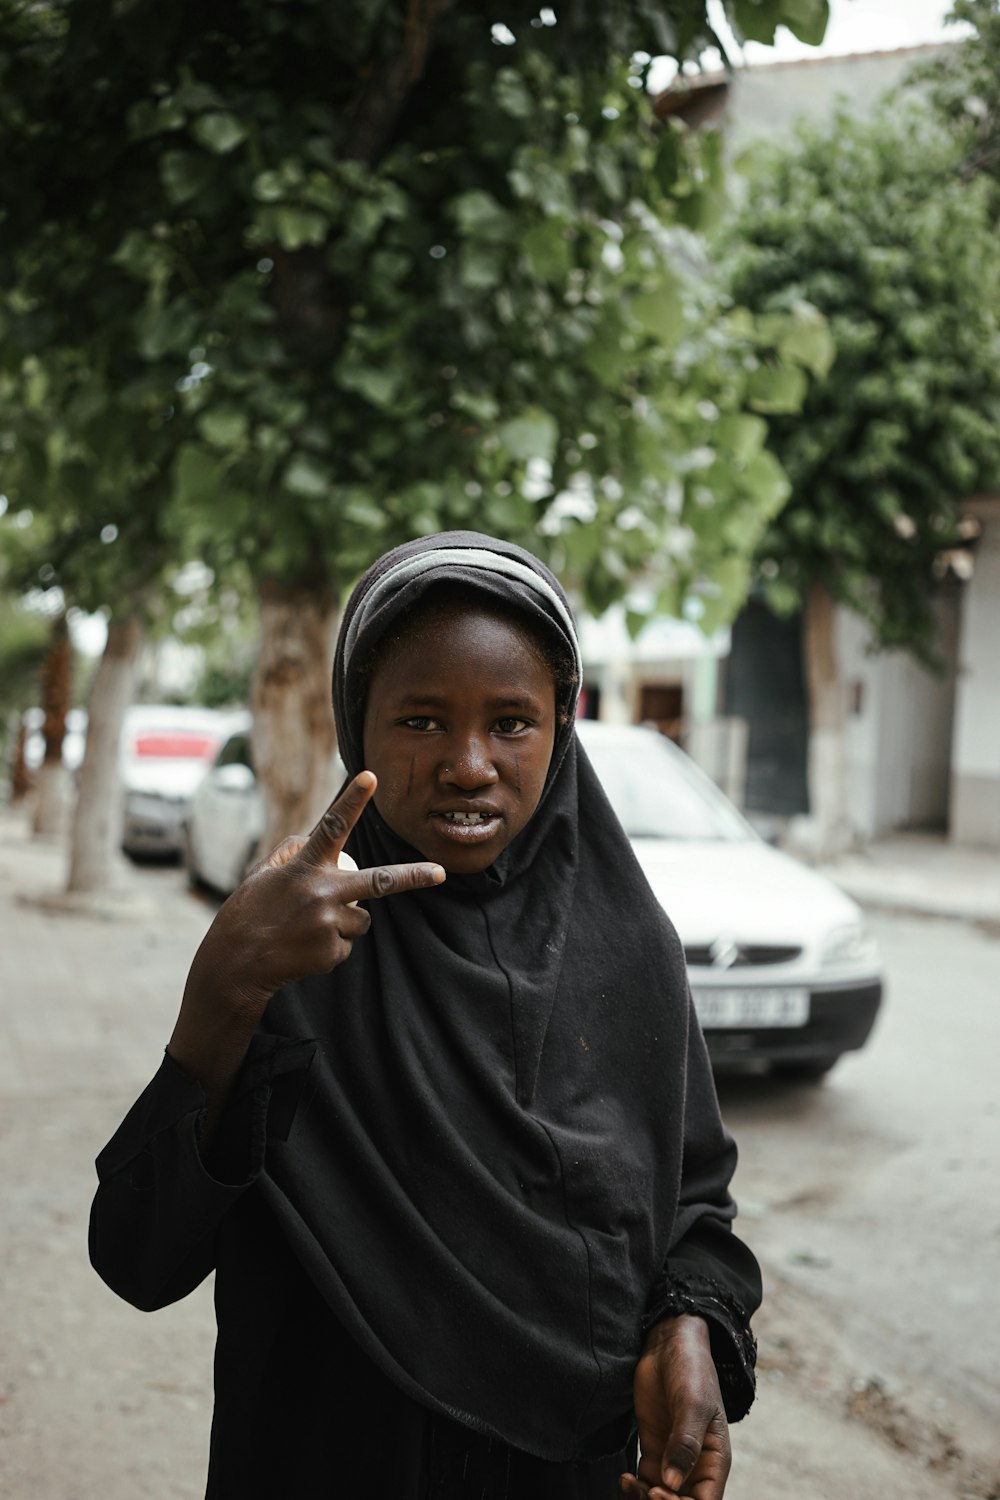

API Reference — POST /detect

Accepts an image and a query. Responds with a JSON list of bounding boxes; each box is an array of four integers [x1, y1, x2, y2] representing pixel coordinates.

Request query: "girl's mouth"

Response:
[[432, 811, 503, 842]]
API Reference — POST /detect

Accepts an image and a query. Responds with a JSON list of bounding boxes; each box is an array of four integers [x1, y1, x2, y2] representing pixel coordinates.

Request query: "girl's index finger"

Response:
[[346, 861, 447, 902], [303, 771, 378, 863]]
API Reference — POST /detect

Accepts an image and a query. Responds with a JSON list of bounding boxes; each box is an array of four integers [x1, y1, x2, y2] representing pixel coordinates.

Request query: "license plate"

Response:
[[692, 987, 809, 1029]]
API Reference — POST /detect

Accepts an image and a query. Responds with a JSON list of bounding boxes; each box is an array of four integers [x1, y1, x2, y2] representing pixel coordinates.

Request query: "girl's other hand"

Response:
[[619, 1315, 731, 1499]]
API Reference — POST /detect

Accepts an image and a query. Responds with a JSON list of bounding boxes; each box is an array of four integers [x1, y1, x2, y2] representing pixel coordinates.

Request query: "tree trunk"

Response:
[[9, 718, 32, 803], [251, 570, 341, 857], [802, 581, 852, 858], [67, 613, 144, 894], [33, 614, 73, 837]]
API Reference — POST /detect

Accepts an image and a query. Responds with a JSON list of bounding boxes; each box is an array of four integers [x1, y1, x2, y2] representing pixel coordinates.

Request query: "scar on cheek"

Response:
[[514, 754, 521, 794], [407, 757, 415, 797]]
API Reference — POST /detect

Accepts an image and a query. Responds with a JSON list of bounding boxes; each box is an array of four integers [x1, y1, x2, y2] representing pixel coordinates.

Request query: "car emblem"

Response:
[[709, 937, 742, 970]]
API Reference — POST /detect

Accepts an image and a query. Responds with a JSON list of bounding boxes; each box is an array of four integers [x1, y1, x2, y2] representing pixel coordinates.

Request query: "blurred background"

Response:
[[1, 2, 998, 1496]]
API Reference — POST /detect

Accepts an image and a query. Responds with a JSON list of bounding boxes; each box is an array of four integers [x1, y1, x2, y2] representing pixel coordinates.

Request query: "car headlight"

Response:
[[820, 922, 879, 968]]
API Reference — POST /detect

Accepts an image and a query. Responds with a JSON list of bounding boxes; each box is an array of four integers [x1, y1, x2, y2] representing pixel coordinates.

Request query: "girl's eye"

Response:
[[494, 717, 530, 735], [402, 716, 442, 732]]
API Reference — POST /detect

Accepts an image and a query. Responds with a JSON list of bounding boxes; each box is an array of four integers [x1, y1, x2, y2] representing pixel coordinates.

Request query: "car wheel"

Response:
[[773, 1056, 839, 1083]]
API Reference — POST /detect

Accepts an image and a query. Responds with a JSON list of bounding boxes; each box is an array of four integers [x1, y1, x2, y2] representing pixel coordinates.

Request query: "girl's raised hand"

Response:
[[208, 771, 445, 1012], [168, 774, 444, 1126]]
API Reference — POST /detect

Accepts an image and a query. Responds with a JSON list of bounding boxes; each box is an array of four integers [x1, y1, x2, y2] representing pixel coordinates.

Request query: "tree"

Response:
[[31, 610, 73, 835], [913, 0, 1000, 220], [0, 560, 50, 803], [724, 106, 1000, 852], [1, 0, 830, 871]]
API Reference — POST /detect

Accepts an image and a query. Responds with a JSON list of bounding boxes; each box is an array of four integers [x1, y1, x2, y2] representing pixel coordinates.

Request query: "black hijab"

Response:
[[256, 532, 746, 1460]]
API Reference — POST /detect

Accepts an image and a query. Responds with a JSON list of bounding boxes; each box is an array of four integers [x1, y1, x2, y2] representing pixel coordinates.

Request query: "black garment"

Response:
[[90, 533, 760, 1494]]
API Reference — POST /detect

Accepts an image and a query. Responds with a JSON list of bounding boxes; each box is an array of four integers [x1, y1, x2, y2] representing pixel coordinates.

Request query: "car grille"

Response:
[[684, 943, 802, 968]]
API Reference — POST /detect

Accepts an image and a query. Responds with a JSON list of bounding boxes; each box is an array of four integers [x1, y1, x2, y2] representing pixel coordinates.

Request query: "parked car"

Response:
[[575, 720, 883, 1079], [121, 705, 236, 858], [184, 717, 346, 894], [188, 714, 882, 1079]]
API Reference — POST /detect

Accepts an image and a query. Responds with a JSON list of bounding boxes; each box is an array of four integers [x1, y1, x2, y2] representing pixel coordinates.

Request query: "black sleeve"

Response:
[[88, 1036, 316, 1313], [643, 997, 761, 1422]]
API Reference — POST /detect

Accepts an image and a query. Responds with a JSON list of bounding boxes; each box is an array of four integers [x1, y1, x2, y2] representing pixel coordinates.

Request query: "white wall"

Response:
[[723, 44, 951, 149], [839, 592, 959, 840], [951, 516, 1000, 847]]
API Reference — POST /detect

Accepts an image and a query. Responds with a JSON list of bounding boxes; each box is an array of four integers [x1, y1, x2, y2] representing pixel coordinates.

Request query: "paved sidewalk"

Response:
[[817, 832, 1000, 926], [0, 807, 218, 1499]]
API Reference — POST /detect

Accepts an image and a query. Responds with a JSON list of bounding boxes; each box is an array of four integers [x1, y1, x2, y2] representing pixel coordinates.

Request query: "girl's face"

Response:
[[361, 605, 558, 874]]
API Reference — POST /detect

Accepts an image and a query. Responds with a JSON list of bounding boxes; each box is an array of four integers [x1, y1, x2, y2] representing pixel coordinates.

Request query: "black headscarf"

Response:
[[255, 532, 752, 1460]]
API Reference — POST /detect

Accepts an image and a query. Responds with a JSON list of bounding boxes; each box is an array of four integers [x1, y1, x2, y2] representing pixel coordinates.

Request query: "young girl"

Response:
[[91, 532, 760, 1499]]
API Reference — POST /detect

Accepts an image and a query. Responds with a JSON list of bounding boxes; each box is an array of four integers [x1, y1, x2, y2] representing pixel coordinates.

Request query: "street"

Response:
[[723, 911, 1000, 1499], [1, 814, 998, 1499]]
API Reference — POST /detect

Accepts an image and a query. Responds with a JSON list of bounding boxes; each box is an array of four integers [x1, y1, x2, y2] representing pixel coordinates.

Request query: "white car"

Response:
[[188, 715, 882, 1079], [121, 705, 237, 857], [185, 717, 347, 894], [576, 720, 883, 1079], [183, 716, 260, 892]]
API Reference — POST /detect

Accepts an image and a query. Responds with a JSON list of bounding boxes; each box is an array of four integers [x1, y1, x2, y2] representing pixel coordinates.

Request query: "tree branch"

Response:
[[341, 0, 460, 165]]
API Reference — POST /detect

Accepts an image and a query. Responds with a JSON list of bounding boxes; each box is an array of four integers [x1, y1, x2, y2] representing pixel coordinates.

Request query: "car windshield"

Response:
[[579, 729, 755, 843]]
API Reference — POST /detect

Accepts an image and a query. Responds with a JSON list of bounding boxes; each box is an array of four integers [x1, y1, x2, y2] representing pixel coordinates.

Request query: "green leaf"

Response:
[[457, 243, 505, 290], [127, 96, 186, 139], [741, 450, 792, 514], [449, 191, 512, 243], [338, 363, 401, 409], [343, 495, 387, 530], [747, 364, 808, 414], [781, 0, 830, 46], [581, 318, 635, 385], [191, 112, 247, 155], [731, 0, 783, 45], [778, 320, 836, 379], [522, 222, 572, 284], [273, 206, 329, 250], [198, 406, 249, 450], [716, 412, 768, 463], [654, 127, 683, 195], [136, 303, 199, 360], [284, 454, 329, 499], [495, 68, 533, 120], [763, 579, 803, 616], [625, 608, 647, 640], [630, 283, 684, 345], [174, 444, 221, 508], [707, 554, 750, 619], [253, 169, 289, 202], [111, 230, 170, 282], [498, 409, 557, 463], [160, 150, 216, 206], [594, 146, 625, 202]]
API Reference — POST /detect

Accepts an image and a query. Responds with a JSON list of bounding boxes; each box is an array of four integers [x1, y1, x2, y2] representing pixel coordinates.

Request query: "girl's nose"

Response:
[[440, 734, 500, 789]]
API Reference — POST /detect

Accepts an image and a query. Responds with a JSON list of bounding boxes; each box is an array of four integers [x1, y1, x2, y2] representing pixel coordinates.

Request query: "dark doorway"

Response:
[[723, 601, 808, 816], [638, 683, 684, 742]]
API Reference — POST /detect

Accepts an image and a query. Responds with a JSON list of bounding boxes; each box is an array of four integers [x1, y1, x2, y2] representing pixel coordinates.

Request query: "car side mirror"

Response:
[[212, 762, 255, 793]]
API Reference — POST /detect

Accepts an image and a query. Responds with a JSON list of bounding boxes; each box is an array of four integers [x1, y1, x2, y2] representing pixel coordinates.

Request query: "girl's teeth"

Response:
[[447, 812, 485, 824]]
